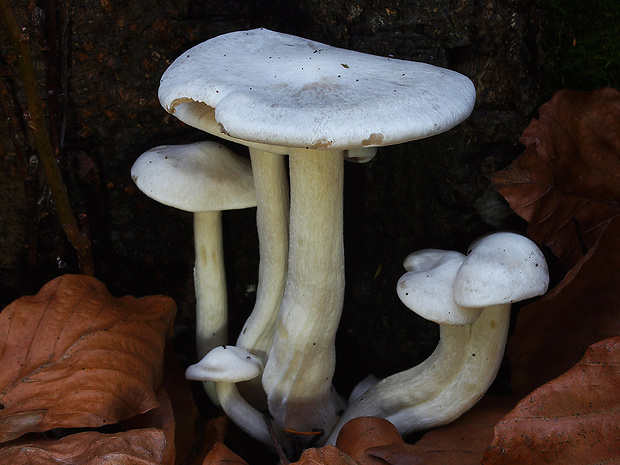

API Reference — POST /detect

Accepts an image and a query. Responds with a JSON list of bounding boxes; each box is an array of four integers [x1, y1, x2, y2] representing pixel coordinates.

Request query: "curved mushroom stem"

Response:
[[236, 148, 289, 360], [194, 210, 227, 358], [215, 381, 274, 447], [324, 304, 510, 445], [262, 148, 345, 436]]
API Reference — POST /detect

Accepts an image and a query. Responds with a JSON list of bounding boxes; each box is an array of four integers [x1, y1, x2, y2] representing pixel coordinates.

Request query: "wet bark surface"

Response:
[[1, 0, 547, 411]]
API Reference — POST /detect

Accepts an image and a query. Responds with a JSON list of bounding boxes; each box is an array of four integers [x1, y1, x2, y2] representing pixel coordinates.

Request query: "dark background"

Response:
[[1, 0, 618, 413]]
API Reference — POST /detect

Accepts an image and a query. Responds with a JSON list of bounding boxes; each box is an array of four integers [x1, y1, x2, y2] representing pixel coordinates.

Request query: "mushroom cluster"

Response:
[[132, 28, 549, 453]]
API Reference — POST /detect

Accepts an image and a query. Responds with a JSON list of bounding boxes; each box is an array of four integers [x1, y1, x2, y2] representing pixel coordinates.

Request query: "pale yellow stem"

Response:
[[325, 305, 511, 444], [194, 210, 227, 358], [236, 148, 289, 361], [262, 149, 345, 434]]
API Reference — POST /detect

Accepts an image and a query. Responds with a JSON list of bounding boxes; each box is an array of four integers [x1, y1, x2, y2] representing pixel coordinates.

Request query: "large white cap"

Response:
[[453, 232, 549, 307], [159, 28, 476, 151], [397, 249, 482, 325], [131, 141, 256, 212], [185, 345, 263, 382]]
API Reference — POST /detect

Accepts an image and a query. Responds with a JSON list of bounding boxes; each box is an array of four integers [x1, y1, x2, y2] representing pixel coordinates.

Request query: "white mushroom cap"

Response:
[[453, 232, 549, 308], [397, 249, 482, 325], [185, 345, 263, 383], [158, 28, 476, 151], [131, 141, 256, 212]]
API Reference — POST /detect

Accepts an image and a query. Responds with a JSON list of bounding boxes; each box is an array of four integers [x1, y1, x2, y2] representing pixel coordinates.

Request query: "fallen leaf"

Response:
[[120, 386, 176, 465], [507, 215, 620, 395], [0, 274, 177, 443], [336, 416, 400, 465], [0, 428, 167, 464], [161, 342, 201, 463], [293, 445, 361, 465], [188, 416, 229, 465], [483, 337, 620, 464], [492, 87, 620, 270], [202, 442, 248, 464]]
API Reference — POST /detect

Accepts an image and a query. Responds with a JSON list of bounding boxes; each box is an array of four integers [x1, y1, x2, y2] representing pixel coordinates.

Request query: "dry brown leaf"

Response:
[[202, 442, 248, 465], [188, 416, 229, 465], [293, 445, 361, 465], [120, 386, 176, 465], [161, 342, 201, 463], [0, 274, 177, 443], [507, 215, 620, 395], [492, 87, 620, 270], [152, 388, 176, 465], [483, 337, 620, 464], [0, 428, 167, 464], [336, 417, 401, 465]]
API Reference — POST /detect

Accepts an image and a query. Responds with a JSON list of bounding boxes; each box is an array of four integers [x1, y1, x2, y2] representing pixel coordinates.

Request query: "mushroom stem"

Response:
[[237, 148, 289, 360], [324, 305, 510, 444], [262, 148, 345, 435], [214, 381, 273, 446], [194, 210, 227, 358]]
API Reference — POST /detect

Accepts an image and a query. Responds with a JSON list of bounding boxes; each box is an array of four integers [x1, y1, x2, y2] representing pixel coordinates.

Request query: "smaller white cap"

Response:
[[397, 249, 482, 325], [453, 232, 549, 308], [131, 141, 256, 212], [185, 345, 263, 383]]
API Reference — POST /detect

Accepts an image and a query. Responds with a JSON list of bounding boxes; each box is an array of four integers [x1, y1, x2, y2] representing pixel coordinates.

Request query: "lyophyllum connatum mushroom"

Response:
[[131, 142, 256, 362], [157, 28, 476, 440], [324, 232, 549, 444], [185, 345, 273, 446]]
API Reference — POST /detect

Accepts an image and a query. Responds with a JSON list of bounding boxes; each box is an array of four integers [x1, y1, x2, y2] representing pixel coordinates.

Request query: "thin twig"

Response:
[[264, 412, 290, 465], [0, 0, 94, 275]]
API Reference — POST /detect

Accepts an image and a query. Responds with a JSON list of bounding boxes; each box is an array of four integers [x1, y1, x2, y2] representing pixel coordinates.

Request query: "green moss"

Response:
[[544, 0, 619, 91]]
